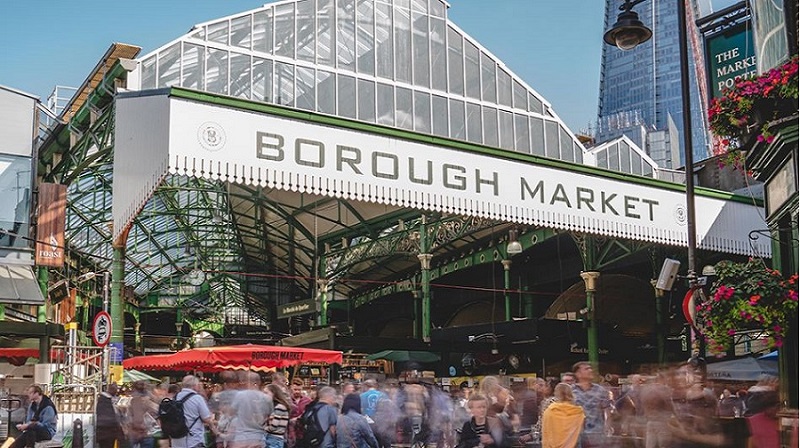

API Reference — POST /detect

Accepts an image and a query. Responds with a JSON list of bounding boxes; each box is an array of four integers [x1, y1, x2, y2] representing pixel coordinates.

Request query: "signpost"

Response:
[[92, 311, 112, 347], [705, 22, 757, 101]]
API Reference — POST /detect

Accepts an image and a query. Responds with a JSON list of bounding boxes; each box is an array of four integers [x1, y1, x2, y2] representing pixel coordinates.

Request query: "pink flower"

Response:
[[749, 294, 761, 305], [773, 324, 783, 333], [727, 329, 736, 336], [775, 339, 784, 348], [766, 135, 776, 143]]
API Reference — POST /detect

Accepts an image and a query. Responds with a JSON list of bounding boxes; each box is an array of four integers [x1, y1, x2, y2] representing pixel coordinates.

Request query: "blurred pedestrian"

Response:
[[97, 383, 125, 448], [336, 394, 378, 448], [541, 383, 585, 448], [266, 383, 291, 448], [571, 362, 610, 447], [456, 394, 509, 448], [127, 380, 159, 448]]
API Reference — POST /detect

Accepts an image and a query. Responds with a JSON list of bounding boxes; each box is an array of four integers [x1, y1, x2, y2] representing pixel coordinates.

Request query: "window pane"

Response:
[[394, 6, 411, 82], [514, 113, 530, 153], [528, 92, 543, 114], [414, 91, 431, 133], [253, 57, 272, 101], [208, 21, 229, 45], [464, 41, 480, 100], [483, 107, 498, 148], [513, 80, 527, 111], [632, 152, 643, 175], [430, 0, 445, 17], [499, 110, 513, 150], [275, 3, 295, 58], [530, 118, 544, 156], [337, 0, 356, 71], [317, 0, 335, 67], [574, 142, 584, 164], [142, 56, 156, 89], [432, 95, 448, 137], [206, 48, 228, 94], [296, 66, 316, 111], [357, 0, 375, 75], [231, 15, 252, 50], [275, 62, 294, 106], [497, 68, 512, 107], [317, 70, 336, 114], [0, 154, 31, 249], [560, 127, 574, 162], [412, 12, 429, 87], [545, 120, 559, 159], [253, 10, 273, 54], [375, 3, 393, 79], [620, 144, 631, 172], [377, 83, 394, 126], [429, 18, 447, 91], [358, 79, 376, 122], [338, 74, 356, 118], [598, 149, 608, 168], [609, 144, 620, 170], [447, 26, 463, 95], [480, 53, 496, 103], [297, 0, 316, 63], [411, 0, 427, 13], [182, 44, 204, 90], [158, 43, 180, 88], [449, 98, 465, 140], [396, 87, 413, 130], [229, 52, 251, 99], [466, 102, 481, 143]]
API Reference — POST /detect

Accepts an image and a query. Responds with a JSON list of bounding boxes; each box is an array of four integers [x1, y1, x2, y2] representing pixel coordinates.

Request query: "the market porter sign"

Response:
[[112, 92, 769, 257], [705, 22, 757, 101]]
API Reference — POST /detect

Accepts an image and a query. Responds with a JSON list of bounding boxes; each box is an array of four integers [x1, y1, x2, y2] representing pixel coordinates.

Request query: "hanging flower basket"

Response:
[[708, 56, 799, 153], [696, 259, 798, 352]]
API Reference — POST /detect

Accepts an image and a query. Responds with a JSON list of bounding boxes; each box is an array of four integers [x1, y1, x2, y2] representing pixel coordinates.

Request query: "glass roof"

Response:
[[133, 0, 586, 163], [585, 135, 658, 178]]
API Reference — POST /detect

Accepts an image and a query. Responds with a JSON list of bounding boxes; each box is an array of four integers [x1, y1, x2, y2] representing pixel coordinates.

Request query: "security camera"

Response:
[[656, 259, 681, 291]]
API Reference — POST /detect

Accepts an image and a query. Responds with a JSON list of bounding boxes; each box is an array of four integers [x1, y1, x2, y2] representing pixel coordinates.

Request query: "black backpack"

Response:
[[158, 391, 198, 438], [296, 402, 326, 448]]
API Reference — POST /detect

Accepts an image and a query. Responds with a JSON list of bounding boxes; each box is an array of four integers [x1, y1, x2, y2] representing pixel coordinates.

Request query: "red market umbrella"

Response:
[[123, 344, 342, 372], [0, 348, 40, 366]]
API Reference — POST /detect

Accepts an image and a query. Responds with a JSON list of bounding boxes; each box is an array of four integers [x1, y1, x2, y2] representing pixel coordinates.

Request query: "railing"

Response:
[[49, 346, 108, 388], [49, 384, 97, 448]]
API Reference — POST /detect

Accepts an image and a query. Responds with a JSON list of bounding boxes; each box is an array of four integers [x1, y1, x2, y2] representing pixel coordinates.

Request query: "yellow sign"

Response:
[[109, 365, 124, 385]]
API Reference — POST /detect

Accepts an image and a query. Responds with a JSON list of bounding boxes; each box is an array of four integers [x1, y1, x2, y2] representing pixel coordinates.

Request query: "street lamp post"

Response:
[[604, 0, 700, 354]]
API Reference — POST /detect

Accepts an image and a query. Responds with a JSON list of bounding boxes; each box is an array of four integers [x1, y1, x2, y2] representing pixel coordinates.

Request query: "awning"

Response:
[[123, 344, 343, 372], [0, 264, 46, 305]]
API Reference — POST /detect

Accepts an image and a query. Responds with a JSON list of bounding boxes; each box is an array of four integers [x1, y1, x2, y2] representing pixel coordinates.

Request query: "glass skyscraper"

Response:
[[597, 0, 710, 168]]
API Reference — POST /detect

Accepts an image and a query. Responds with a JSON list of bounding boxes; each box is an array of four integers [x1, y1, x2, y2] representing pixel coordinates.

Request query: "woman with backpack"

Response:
[[266, 384, 292, 448], [335, 394, 379, 448]]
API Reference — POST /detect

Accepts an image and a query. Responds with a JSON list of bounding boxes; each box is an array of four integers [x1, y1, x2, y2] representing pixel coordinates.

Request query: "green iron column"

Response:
[[110, 244, 125, 364], [580, 271, 600, 370], [412, 290, 420, 339], [418, 253, 432, 342], [318, 278, 330, 327], [36, 267, 50, 362], [37, 267, 48, 323], [418, 216, 432, 342], [502, 259, 512, 321], [651, 280, 666, 365]]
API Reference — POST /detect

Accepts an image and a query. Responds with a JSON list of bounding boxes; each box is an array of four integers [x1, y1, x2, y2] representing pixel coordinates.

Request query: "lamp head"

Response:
[[604, 9, 652, 50]]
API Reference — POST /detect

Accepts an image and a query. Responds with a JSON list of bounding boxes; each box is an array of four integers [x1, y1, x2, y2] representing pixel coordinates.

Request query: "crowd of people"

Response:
[[6, 359, 793, 448]]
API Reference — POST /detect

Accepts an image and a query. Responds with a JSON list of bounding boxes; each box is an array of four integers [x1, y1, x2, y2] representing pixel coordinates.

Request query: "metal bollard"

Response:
[[72, 419, 83, 448]]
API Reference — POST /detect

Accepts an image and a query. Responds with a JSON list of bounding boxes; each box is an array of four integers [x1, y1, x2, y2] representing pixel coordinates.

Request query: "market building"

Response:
[[1, 0, 773, 384]]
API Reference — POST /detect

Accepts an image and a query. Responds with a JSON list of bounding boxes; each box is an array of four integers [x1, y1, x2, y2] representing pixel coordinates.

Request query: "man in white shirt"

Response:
[[171, 375, 218, 448]]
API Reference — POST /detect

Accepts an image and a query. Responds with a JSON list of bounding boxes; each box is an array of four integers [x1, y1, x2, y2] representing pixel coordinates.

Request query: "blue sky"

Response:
[[0, 1, 734, 134]]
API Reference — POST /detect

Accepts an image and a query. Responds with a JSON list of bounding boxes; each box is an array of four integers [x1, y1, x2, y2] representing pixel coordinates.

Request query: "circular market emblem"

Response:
[[674, 204, 687, 225], [197, 122, 226, 152], [92, 311, 112, 347]]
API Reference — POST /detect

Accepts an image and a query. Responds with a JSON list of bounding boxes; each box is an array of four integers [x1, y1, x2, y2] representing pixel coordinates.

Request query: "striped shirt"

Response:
[[267, 403, 290, 437]]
